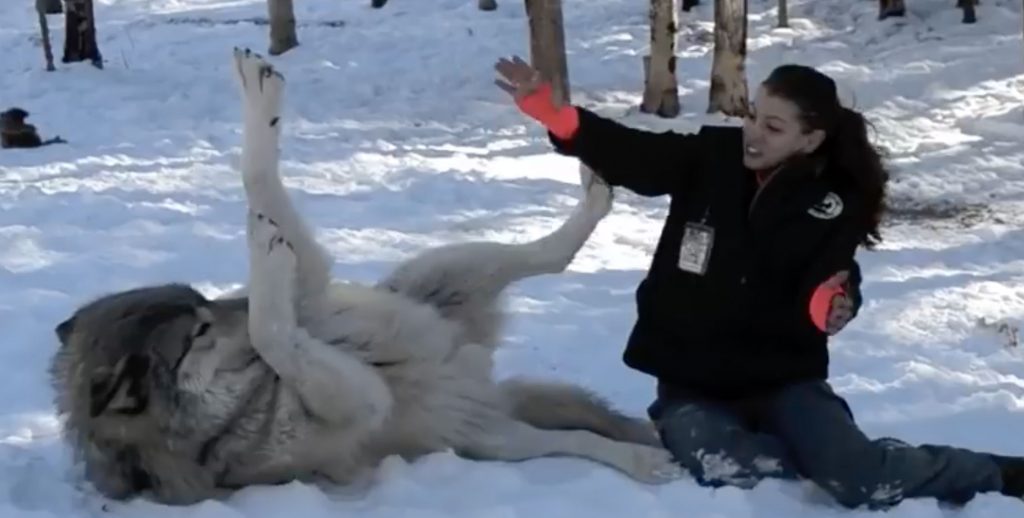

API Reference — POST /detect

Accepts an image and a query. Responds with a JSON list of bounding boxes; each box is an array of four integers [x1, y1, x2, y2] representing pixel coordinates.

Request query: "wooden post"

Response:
[[36, 0, 57, 71]]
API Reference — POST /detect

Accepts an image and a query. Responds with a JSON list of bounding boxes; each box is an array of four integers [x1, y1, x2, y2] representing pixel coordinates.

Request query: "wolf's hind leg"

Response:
[[457, 416, 681, 485], [376, 164, 612, 348], [498, 378, 661, 447]]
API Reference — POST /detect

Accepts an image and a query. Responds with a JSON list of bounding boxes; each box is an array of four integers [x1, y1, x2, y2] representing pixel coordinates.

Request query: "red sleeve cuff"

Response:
[[515, 83, 580, 140], [809, 283, 845, 332], [545, 105, 579, 140]]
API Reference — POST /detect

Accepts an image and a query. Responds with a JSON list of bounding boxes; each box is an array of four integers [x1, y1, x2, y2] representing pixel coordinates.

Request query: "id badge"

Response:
[[677, 222, 714, 275]]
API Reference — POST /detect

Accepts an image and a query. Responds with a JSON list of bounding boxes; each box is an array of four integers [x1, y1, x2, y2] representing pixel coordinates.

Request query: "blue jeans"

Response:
[[648, 380, 1004, 509]]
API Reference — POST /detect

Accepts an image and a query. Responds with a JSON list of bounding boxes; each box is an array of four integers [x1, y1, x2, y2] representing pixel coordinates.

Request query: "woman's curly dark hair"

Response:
[[762, 64, 890, 248]]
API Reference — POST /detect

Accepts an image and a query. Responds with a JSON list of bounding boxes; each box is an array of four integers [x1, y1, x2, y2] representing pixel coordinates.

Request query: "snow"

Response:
[[1, 0, 1023, 515]]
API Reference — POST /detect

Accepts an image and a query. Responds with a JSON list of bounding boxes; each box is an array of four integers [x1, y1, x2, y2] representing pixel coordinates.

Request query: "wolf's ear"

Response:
[[89, 354, 150, 417], [55, 316, 76, 345]]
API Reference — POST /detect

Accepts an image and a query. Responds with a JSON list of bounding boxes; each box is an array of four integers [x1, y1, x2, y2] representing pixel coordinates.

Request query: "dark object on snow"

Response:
[[371, 0, 497, 10], [63, 0, 103, 69], [682, 0, 700, 11], [879, 0, 978, 24], [1, 108, 66, 149]]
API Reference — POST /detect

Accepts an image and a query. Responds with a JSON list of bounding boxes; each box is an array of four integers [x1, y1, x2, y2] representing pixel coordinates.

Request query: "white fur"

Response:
[[80, 49, 681, 504]]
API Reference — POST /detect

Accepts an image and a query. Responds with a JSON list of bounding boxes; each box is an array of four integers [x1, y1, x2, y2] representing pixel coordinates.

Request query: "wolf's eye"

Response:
[[194, 322, 211, 338]]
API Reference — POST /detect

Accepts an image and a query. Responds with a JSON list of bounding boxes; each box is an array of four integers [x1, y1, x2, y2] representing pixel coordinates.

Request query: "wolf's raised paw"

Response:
[[232, 47, 284, 124]]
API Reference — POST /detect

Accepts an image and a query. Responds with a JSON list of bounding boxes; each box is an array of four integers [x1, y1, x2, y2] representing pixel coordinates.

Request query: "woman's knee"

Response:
[[656, 403, 786, 487], [657, 404, 739, 460]]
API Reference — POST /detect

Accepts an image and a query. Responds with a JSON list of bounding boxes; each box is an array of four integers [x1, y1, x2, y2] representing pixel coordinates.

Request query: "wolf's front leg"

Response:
[[247, 210, 393, 430], [233, 47, 332, 314]]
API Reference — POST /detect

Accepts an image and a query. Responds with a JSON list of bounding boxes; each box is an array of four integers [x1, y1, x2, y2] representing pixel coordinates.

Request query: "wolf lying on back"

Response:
[[48, 49, 682, 505]]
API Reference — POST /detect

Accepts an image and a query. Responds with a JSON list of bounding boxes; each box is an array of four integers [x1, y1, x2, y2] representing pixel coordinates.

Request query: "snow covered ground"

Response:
[[1, 0, 1023, 516]]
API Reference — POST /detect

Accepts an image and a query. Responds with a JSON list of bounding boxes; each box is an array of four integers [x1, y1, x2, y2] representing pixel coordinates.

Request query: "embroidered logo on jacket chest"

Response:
[[808, 192, 843, 220]]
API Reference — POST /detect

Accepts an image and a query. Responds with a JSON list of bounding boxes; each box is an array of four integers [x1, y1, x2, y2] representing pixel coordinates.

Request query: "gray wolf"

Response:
[[48, 48, 682, 505]]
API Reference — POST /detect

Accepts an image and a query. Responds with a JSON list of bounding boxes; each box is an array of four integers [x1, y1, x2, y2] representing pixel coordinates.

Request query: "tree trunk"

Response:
[[778, 0, 789, 28], [36, 0, 56, 71], [267, 0, 299, 56], [708, 0, 748, 116], [878, 0, 906, 20], [957, 0, 977, 24], [41, 0, 63, 14], [62, 0, 103, 69], [641, 0, 680, 117], [525, 0, 570, 105]]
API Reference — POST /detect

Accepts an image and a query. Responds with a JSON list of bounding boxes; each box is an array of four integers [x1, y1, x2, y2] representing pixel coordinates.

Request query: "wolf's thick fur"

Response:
[[48, 49, 680, 505]]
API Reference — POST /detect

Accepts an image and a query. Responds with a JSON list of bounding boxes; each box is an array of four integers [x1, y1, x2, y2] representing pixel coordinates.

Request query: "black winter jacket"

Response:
[[549, 108, 866, 398]]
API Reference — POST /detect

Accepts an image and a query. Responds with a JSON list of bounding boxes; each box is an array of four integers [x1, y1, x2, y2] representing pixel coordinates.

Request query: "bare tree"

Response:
[[525, 0, 570, 105], [778, 0, 789, 28], [708, 0, 748, 116], [36, 0, 62, 71], [62, 0, 102, 69], [268, 0, 298, 55], [641, 0, 680, 117], [878, 0, 904, 19], [955, 0, 977, 24]]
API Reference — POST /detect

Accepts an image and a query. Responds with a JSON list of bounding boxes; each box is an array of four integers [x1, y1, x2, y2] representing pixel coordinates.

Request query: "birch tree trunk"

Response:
[[707, 0, 748, 116], [641, 0, 680, 117], [268, 0, 299, 56], [525, 0, 570, 105]]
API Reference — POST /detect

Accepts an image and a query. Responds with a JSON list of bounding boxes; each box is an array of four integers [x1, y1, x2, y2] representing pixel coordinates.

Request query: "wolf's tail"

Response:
[[498, 377, 661, 447]]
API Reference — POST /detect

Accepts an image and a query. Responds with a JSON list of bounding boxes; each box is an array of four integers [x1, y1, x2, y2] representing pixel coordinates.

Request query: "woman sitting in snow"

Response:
[[494, 56, 1023, 509]]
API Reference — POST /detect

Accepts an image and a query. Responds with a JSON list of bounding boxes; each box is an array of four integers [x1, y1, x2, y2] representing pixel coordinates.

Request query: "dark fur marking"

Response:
[[171, 334, 194, 374], [422, 287, 466, 309]]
